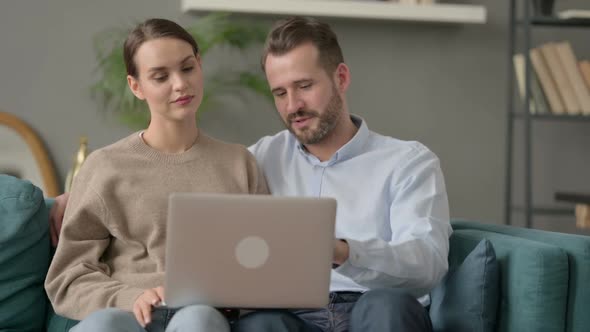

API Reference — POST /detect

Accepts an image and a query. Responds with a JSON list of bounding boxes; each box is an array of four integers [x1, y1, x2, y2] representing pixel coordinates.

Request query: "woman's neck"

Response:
[[142, 119, 199, 154]]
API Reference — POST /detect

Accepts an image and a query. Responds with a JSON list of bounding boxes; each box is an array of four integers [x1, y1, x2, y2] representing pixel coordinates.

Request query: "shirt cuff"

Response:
[[333, 238, 365, 278]]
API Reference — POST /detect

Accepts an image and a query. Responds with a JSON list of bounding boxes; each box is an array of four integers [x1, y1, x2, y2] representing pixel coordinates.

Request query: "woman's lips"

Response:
[[174, 96, 193, 106]]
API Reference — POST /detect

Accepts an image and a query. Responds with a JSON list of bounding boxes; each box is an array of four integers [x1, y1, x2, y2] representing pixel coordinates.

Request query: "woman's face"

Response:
[[127, 37, 203, 124]]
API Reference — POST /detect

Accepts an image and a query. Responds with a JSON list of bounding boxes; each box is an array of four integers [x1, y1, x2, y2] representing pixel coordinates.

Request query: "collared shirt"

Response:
[[248, 115, 451, 300]]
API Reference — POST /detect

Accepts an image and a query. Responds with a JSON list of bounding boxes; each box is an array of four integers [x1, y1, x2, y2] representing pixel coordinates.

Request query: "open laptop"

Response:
[[164, 193, 337, 309]]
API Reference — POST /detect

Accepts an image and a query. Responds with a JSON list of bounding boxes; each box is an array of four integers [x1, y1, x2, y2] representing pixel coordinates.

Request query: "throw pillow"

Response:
[[429, 238, 499, 332]]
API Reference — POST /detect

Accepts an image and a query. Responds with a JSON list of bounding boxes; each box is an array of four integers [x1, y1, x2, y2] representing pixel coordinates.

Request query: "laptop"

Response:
[[164, 193, 337, 309]]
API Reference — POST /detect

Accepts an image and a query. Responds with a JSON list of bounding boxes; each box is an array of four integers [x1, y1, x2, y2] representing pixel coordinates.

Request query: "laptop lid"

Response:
[[164, 193, 337, 309]]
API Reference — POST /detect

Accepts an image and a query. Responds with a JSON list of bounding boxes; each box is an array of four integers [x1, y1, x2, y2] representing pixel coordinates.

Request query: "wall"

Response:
[[1, 0, 589, 234]]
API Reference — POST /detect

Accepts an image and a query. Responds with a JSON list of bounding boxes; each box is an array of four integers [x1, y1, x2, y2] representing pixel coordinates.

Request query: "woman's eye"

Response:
[[153, 75, 167, 82], [182, 67, 194, 73]]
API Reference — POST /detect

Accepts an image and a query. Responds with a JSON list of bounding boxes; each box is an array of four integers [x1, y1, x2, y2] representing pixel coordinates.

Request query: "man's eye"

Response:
[[182, 67, 194, 73], [273, 91, 286, 97]]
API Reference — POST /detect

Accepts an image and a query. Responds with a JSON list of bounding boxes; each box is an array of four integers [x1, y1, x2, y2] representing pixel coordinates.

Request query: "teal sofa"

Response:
[[1, 175, 589, 332]]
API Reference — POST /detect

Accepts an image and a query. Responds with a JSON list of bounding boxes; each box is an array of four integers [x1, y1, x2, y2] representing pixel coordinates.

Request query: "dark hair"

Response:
[[261, 16, 344, 74], [124, 18, 199, 78]]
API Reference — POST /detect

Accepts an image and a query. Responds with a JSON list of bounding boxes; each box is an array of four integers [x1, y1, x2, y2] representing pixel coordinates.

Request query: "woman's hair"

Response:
[[261, 16, 344, 74], [123, 18, 199, 78]]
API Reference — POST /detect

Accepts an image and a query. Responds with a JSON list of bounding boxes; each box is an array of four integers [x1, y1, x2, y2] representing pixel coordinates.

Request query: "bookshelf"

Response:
[[505, 0, 590, 228], [181, 0, 487, 24]]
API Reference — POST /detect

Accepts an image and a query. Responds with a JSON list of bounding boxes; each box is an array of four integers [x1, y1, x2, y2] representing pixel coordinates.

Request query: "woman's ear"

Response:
[[127, 75, 145, 100]]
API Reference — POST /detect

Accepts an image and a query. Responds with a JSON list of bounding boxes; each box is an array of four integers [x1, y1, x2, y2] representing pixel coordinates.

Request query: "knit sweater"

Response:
[[45, 132, 268, 320]]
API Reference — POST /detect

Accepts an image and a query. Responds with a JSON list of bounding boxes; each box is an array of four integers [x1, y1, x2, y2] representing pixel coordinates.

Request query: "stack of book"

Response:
[[513, 41, 590, 115]]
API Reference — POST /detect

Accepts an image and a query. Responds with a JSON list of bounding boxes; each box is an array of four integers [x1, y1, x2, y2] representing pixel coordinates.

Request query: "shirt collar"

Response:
[[295, 114, 369, 165]]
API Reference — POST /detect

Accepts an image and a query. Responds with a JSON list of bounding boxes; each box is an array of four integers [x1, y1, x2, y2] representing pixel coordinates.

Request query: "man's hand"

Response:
[[333, 239, 350, 266], [133, 286, 165, 327], [49, 192, 69, 247]]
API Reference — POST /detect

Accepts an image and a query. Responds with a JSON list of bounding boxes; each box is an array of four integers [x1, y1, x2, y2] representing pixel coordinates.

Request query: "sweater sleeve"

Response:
[[44, 158, 144, 320], [246, 152, 269, 195]]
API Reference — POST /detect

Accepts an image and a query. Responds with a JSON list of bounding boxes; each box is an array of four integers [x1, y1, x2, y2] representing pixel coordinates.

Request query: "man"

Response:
[[50, 16, 451, 332]]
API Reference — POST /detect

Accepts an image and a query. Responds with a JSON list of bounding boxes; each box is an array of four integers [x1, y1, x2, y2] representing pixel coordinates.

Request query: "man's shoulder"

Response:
[[248, 130, 293, 159], [367, 131, 435, 161]]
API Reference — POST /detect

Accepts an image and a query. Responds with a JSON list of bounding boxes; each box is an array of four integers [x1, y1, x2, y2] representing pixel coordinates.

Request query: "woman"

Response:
[[45, 18, 268, 332]]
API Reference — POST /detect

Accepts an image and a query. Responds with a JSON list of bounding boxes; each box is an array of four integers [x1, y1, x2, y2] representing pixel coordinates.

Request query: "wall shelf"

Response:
[[181, 0, 487, 25]]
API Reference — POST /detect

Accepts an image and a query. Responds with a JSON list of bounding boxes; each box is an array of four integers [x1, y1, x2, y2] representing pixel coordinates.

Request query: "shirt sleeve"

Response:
[[335, 147, 451, 296], [44, 162, 143, 320]]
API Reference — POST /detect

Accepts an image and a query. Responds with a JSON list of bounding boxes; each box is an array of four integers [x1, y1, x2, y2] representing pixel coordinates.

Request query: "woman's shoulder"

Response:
[[79, 133, 141, 170], [198, 132, 253, 159]]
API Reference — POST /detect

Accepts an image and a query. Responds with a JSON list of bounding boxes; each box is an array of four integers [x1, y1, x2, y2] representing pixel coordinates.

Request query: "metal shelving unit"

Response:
[[505, 0, 590, 228]]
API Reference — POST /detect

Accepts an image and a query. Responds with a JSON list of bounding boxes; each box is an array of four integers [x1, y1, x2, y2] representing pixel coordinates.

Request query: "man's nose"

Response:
[[286, 93, 304, 114]]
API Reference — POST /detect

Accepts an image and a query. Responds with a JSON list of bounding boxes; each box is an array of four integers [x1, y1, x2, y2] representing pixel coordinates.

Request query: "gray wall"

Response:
[[1, 0, 589, 234]]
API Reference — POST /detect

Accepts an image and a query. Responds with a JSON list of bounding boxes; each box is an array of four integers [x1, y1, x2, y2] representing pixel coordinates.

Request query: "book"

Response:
[[579, 61, 590, 92], [513, 54, 550, 114], [539, 42, 581, 115], [555, 41, 590, 115], [530, 48, 565, 114], [557, 9, 590, 19]]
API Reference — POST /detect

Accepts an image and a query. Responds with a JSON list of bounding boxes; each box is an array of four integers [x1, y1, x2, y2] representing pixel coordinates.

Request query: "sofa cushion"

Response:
[[0, 175, 51, 332], [452, 220, 590, 332], [448, 229, 569, 332], [429, 238, 499, 332]]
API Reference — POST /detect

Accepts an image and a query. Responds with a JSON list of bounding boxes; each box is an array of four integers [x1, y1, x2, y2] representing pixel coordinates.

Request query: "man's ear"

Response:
[[333, 63, 351, 93], [127, 75, 145, 100]]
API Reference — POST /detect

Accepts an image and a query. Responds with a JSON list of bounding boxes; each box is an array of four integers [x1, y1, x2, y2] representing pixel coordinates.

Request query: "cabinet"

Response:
[[505, 0, 590, 228]]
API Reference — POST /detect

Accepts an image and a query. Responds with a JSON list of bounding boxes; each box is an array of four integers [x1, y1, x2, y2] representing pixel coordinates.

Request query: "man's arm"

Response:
[[49, 192, 69, 247], [335, 147, 451, 295]]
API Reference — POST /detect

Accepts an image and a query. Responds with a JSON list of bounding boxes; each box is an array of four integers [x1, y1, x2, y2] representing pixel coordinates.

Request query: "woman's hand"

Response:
[[49, 192, 69, 247], [133, 286, 165, 327]]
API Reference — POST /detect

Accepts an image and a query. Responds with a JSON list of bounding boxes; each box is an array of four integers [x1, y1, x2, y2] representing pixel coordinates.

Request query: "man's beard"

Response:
[[284, 89, 343, 145]]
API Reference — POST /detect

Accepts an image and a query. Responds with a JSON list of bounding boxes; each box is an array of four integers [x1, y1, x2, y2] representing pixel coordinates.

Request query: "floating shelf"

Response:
[[181, 0, 487, 24]]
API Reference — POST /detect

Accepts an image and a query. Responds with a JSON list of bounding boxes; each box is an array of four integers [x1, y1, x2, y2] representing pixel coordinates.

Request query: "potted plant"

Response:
[[91, 13, 272, 129]]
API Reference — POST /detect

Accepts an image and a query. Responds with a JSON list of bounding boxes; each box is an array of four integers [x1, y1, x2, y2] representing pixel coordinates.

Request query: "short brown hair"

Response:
[[261, 16, 344, 74], [123, 18, 199, 78]]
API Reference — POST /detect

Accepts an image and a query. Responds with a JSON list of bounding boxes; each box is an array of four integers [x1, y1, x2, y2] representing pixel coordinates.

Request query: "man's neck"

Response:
[[304, 115, 358, 162]]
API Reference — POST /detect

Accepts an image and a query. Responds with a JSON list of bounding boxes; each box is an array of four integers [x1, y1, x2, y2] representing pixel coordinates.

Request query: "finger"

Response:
[[143, 289, 161, 306], [154, 287, 165, 303], [133, 304, 145, 327], [55, 194, 67, 234], [49, 215, 58, 247], [140, 300, 152, 325]]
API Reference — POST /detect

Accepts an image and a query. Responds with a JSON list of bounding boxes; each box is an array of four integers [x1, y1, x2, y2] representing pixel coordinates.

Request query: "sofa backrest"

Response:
[[450, 228, 569, 332], [453, 221, 590, 332], [0, 174, 51, 332]]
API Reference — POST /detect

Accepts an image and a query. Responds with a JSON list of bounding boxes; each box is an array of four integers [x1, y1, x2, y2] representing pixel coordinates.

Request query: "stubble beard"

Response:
[[285, 89, 343, 145]]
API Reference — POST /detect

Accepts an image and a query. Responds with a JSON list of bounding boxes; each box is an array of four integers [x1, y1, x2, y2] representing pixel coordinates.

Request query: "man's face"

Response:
[[265, 43, 343, 145]]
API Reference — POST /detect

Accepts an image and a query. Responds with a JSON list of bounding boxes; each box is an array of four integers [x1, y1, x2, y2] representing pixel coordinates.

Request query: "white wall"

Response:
[[1, 0, 589, 234]]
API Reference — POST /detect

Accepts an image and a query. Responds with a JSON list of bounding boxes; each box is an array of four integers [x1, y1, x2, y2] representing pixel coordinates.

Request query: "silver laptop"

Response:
[[164, 193, 337, 309]]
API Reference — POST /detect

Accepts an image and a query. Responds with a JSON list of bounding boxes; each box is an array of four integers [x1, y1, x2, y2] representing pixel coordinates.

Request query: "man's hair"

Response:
[[261, 16, 344, 74], [124, 18, 199, 78]]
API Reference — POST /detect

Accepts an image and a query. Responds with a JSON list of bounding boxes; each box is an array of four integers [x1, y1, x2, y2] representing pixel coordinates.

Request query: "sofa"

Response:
[[1, 174, 589, 332]]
